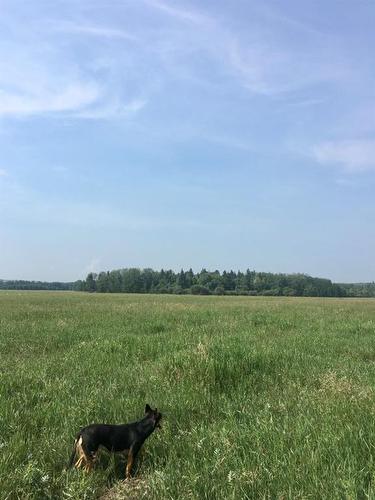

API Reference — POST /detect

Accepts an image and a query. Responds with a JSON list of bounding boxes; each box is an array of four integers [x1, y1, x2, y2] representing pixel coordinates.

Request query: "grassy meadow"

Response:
[[1, 291, 375, 499]]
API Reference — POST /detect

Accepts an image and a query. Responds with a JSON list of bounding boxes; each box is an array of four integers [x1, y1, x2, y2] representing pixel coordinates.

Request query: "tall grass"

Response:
[[1, 292, 375, 499]]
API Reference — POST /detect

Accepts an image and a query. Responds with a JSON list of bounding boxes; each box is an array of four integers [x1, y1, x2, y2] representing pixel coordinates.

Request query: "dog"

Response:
[[68, 404, 162, 479]]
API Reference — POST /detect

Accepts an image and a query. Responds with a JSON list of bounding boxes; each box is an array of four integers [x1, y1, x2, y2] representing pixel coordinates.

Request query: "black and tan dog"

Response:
[[68, 404, 162, 478]]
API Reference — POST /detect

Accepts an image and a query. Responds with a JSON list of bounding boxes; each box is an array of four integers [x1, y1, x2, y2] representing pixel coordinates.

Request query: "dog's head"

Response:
[[145, 404, 162, 429]]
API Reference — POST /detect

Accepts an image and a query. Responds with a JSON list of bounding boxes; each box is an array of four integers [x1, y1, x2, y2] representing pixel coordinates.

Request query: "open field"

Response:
[[1, 292, 375, 499]]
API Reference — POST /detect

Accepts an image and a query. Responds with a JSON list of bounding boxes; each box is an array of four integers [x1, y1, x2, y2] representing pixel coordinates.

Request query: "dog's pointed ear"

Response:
[[145, 404, 152, 414]]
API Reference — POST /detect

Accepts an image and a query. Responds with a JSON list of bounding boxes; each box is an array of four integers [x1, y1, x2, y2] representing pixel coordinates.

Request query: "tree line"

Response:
[[0, 279, 76, 291], [77, 268, 348, 297], [339, 282, 375, 298], [2, 271, 374, 297]]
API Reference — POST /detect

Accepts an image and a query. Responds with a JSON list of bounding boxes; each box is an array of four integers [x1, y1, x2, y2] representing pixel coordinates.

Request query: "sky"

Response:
[[0, 0, 375, 283]]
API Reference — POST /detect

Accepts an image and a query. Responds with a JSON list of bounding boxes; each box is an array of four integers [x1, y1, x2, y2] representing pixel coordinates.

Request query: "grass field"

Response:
[[1, 292, 375, 499]]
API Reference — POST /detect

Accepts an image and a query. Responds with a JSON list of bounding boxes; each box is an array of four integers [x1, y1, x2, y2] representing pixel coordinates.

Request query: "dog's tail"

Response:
[[67, 435, 79, 469]]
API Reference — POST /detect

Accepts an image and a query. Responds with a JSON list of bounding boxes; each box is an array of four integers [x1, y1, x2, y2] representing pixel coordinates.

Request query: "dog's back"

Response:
[[80, 422, 139, 453]]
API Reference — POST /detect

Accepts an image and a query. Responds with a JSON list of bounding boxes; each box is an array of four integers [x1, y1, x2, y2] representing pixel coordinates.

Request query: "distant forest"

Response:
[[0, 280, 75, 291], [1, 270, 375, 297], [77, 268, 375, 297]]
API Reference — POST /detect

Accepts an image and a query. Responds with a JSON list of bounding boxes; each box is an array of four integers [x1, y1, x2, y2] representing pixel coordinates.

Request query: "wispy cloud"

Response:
[[0, 82, 100, 117], [52, 21, 138, 42], [143, 0, 209, 24], [0, 0, 371, 134], [225, 35, 346, 97], [0, 10, 145, 120], [0, 168, 7, 176], [142, 0, 348, 97], [313, 139, 375, 172], [254, 2, 327, 38], [282, 98, 326, 108], [74, 98, 147, 120], [0, 51, 147, 120]]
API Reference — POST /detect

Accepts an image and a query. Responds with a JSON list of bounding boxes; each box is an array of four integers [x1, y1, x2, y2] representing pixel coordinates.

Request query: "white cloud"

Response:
[[0, 55, 147, 119], [0, 168, 7, 176], [313, 140, 375, 172], [0, 14, 145, 120], [0, 82, 100, 117]]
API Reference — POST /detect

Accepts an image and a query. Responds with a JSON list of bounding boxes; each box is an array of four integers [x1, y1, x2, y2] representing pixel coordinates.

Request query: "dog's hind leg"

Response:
[[83, 450, 97, 473], [74, 436, 92, 471], [75, 454, 84, 468], [67, 438, 77, 469]]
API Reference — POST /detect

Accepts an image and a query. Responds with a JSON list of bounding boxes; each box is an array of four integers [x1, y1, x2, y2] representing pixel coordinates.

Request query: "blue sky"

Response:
[[1, 0, 374, 282]]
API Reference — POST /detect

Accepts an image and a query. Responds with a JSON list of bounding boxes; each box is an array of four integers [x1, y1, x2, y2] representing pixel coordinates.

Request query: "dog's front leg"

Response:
[[125, 448, 134, 479], [125, 443, 141, 480]]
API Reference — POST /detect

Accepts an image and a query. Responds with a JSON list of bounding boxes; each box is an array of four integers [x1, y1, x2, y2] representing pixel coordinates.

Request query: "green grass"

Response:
[[1, 292, 375, 499]]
